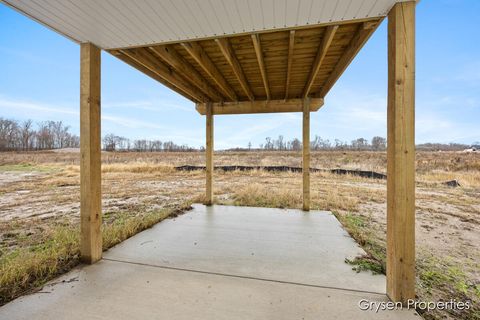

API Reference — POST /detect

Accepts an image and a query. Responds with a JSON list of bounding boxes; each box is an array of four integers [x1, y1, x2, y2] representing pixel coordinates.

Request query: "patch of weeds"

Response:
[[0, 163, 55, 173], [342, 212, 366, 229], [0, 203, 192, 306], [337, 212, 386, 275], [345, 254, 384, 275], [0, 225, 80, 305], [417, 255, 480, 319]]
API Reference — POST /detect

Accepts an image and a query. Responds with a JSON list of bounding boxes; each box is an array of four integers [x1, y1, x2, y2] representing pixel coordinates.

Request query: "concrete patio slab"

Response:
[[0, 260, 418, 320], [105, 204, 385, 293], [0, 205, 420, 319]]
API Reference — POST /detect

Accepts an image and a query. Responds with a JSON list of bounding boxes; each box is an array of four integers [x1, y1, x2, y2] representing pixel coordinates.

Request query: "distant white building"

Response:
[[462, 147, 477, 153]]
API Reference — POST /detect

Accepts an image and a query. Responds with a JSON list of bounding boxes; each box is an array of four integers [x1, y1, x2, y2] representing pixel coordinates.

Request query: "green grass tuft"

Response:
[[345, 254, 385, 275], [0, 204, 191, 306], [0, 163, 56, 173]]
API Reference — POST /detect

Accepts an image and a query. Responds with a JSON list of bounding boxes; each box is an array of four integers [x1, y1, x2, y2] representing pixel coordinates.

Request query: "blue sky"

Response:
[[1, 0, 479, 149]]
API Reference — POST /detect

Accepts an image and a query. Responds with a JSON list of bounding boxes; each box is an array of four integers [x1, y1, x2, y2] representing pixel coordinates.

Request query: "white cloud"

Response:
[[103, 99, 194, 112], [0, 96, 77, 116], [0, 95, 189, 134]]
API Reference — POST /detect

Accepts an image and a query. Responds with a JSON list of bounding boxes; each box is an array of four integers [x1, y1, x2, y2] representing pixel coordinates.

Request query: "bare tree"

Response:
[[0, 118, 19, 151], [371, 136, 387, 151], [20, 120, 34, 151], [351, 138, 369, 150]]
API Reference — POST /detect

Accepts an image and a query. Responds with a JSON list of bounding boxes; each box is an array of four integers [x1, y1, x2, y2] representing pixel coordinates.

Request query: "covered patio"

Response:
[[1, 0, 417, 316], [0, 205, 418, 319]]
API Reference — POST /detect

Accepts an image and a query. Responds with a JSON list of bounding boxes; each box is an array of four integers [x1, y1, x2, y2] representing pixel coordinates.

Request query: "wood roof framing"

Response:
[[285, 30, 296, 100], [150, 45, 224, 102], [215, 38, 255, 101], [251, 34, 270, 100], [303, 25, 338, 98], [107, 18, 382, 111], [181, 42, 237, 101]]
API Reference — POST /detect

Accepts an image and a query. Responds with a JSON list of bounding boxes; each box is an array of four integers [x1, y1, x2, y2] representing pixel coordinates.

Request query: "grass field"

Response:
[[0, 150, 479, 319]]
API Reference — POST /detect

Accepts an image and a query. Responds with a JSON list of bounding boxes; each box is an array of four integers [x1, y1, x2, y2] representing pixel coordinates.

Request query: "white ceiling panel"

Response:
[[2, 0, 410, 49]]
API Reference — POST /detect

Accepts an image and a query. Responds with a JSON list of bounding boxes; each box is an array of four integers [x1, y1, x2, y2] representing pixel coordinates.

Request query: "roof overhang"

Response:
[[1, 0, 411, 111]]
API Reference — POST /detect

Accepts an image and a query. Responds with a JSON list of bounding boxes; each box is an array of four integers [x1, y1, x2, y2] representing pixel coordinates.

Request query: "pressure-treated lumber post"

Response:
[[205, 102, 214, 205], [302, 98, 310, 211], [80, 43, 102, 264], [387, 1, 416, 303]]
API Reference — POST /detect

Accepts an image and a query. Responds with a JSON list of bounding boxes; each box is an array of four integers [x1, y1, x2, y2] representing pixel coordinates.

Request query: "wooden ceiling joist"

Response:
[[108, 18, 383, 108], [317, 21, 379, 98], [284, 30, 295, 100], [302, 25, 338, 98], [215, 38, 255, 101], [251, 34, 270, 100], [196, 98, 324, 115], [110, 50, 198, 102], [181, 42, 238, 101], [150, 45, 224, 102], [120, 48, 209, 102]]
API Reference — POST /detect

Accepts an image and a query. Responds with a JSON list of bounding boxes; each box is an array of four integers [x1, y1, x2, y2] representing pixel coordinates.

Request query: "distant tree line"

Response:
[[416, 142, 479, 151], [1, 117, 477, 152], [0, 118, 79, 151], [249, 136, 477, 152], [254, 135, 388, 151], [102, 133, 199, 152]]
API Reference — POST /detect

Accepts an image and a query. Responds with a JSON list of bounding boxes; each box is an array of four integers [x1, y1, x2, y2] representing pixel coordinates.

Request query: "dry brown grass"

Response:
[[0, 204, 192, 305], [0, 150, 479, 319], [231, 183, 302, 209]]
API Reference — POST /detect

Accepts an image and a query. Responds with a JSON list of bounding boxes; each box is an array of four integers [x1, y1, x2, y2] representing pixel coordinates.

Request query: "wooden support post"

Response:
[[302, 98, 310, 211], [80, 43, 102, 264], [205, 102, 214, 205], [387, 1, 416, 303]]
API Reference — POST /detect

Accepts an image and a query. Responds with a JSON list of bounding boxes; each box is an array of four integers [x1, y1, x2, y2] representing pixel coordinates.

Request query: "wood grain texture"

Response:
[[386, 1, 416, 304], [302, 98, 310, 211], [303, 25, 338, 97], [121, 48, 208, 102], [216, 38, 255, 101], [196, 98, 323, 115], [316, 21, 380, 98], [107, 18, 382, 106], [181, 42, 237, 101], [150, 45, 224, 101], [80, 43, 102, 264], [285, 30, 295, 100], [205, 102, 214, 205], [251, 34, 270, 99], [110, 50, 197, 102]]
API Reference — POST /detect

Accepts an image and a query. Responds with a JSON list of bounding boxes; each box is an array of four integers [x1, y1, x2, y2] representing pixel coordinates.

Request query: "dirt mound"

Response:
[[175, 165, 387, 180]]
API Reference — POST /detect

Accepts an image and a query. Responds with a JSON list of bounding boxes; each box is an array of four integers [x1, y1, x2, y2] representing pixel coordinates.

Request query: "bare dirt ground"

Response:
[[0, 150, 479, 319]]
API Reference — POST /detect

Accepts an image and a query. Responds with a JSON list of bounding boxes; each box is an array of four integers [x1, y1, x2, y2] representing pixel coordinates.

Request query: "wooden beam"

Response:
[[303, 25, 338, 97], [181, 42, 237, 101], [109, 50, 197, 102], [121, 48, 209, 102], [150, 45, 224, 101], [285, 30, 295, 100], [251, 34, 270, 99], [302, 98, 310, 211], [215, 38, 255, 101], [317, 21, 380, 98], [387, 1, 416, 304], [80, 43, 102, 264], [205, 102, 213, 205], [196, 98, 323, 115]]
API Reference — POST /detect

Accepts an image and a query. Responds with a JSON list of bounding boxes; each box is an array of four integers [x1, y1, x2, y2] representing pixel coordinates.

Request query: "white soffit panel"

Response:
[[2, 0, 407, 49]]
